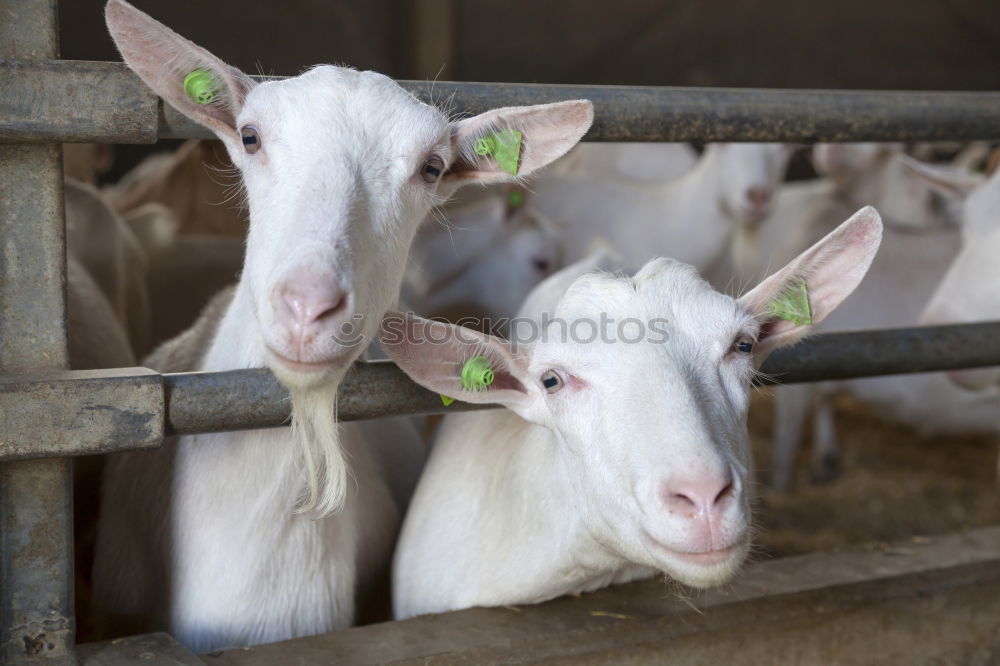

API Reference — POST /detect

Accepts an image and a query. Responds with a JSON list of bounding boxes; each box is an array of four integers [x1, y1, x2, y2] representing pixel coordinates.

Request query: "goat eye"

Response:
[[540, 369, 564, 394], [733, 336, 754, 354], [421, 155, 444, 183], [241, 126, 261, 154]]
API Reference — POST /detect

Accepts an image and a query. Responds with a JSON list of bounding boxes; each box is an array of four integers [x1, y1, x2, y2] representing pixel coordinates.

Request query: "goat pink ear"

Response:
[[378, 312, 537, 409], [443, 100, 594, 190], [105, 0, 252, 145], [739, 206, 883, 357]]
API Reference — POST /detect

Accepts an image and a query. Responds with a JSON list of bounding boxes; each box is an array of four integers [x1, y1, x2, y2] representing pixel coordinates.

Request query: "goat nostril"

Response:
[[314, 293, 347, 323], [278, 288, 348, 327], [663, 471, 737, 514], [670, 492, 697, 508], [713, 480, 734, 507], [532, 258, 551, 274]]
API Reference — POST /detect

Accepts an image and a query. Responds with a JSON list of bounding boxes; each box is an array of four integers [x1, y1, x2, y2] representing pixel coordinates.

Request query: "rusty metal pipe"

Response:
[[3, 60, 1000, 143], [162, 321, 1000, 435]]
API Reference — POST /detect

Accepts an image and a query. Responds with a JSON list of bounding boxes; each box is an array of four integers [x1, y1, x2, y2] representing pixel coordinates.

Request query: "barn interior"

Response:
[[3, 0, 1000, 663]]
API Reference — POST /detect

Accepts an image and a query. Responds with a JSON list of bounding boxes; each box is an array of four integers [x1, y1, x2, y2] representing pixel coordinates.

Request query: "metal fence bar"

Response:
[[3, 322, 1000, 461], [0, 59, 158, 143], [0, 1, 77, 664], [163, 321, 1000, 433], [4, 60, 1000, 144], [0, 368, 165, 460]]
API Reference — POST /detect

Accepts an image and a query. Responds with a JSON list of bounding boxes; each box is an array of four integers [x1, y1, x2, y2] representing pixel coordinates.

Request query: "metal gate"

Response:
[[3, 0, 1000, 662]]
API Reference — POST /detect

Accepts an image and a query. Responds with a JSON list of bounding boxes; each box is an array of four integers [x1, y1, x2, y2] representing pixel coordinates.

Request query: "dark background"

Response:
[[61, 0, 1000, 88], [57, 0, 1000, 179]]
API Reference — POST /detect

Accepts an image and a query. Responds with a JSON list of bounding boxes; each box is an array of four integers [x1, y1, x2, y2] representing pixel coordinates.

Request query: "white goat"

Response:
[[65, 258, 136, 371], [547, 142, 697, 182], [105, 139, 247, 237], [533, 143, 795, 275], [758, 145, 988, 489], [61, 183, 140, 649], [739, 144, 970, 286], [115, 197, 247, 350], [917, 160, 1000, 479], [920, 158, 1000, 389], [380, 208, 883, 619], [65, 178, 152, 357], [93, 0, 593, 652]]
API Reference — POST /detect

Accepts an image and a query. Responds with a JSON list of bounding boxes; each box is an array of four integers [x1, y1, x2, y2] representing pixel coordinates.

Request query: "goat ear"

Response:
[[442, 100, 594, 193], [739, 206, 883, 359], [378, 311, 540, 414], [899, 154, 984, 200], [105, 0, 253, 149]]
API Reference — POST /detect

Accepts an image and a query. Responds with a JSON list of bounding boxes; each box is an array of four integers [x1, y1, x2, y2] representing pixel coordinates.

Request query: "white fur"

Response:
[[65, 178, 152, 358], [753, 145, 993, 489], [920, 162, 1000, 388], [94, 0, 592, 652], [406, 189, 562, 320], [382, 209, 882, 618], [533, 143, 794, 272], [547, 142, 697, 182], [104, 139, 249, 238]]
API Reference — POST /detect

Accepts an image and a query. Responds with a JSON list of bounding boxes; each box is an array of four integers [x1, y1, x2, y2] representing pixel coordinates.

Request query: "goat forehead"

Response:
[[539, 259, 751, 366], [555, 259, 739, 323], [245, 67, 448, 153]]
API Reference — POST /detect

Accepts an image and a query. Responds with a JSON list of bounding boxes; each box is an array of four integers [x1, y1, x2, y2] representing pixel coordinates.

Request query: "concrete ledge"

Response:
[[201, 526, 1000, 664], [79, 632, 203, 665]]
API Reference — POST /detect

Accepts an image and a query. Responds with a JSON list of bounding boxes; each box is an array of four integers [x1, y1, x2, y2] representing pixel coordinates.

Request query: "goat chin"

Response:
[[288, 382, 349, 517]]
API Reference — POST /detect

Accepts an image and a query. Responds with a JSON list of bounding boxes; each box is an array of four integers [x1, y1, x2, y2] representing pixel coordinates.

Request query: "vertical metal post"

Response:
[[0, 0, 76, 663]]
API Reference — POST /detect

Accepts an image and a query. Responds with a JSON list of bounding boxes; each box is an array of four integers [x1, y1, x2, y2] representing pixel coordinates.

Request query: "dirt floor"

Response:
[[748, 391, 1000, 559]]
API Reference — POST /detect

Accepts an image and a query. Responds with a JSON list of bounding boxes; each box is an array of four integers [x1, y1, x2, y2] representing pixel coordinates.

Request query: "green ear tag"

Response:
[[506, 188, 526, 208], [440, 355, 496, 406], [767, 278, 812, 325], [461, 356, 495, 391], [183, 69, 217, 105], [474, 129, 523, 176]]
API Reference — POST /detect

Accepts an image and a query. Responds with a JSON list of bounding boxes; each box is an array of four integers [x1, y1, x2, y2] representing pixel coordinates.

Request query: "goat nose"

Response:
[[745, 187, 772, 208], [662, 470, 736, 517], [274, 282, 348, 330]]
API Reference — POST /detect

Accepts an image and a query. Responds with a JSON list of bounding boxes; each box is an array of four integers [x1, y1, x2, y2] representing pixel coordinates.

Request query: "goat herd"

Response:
[[48, 0, 999, 654]]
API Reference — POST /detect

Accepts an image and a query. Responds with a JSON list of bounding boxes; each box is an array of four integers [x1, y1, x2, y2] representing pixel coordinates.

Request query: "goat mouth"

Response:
[[644, 532, 748, 567], [266, 348, 349, 375], [666, 545, 739, 566]]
